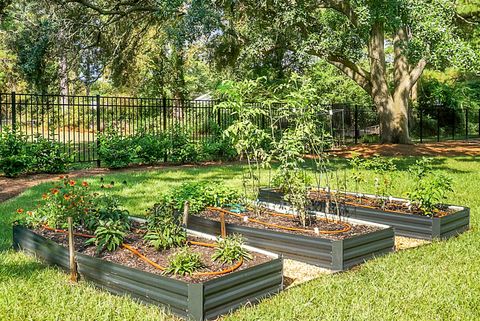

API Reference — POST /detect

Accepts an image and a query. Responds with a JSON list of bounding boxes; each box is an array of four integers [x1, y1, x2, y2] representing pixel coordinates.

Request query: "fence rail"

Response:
[[1, 92, 478, 164]]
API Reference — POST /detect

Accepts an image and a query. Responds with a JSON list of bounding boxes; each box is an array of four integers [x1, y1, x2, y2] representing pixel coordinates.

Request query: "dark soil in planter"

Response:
[[33, 224, 270, 283], [195, 207, 381, 240], [308, 190, 456, 218]]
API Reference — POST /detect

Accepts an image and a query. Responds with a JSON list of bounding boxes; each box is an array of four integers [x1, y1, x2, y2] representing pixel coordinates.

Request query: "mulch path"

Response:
[[328, 139, 480, 158]]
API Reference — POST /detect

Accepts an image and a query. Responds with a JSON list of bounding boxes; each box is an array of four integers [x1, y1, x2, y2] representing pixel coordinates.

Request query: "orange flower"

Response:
[[69, 180, 76, 187], [81, 181, 88, 187], [27, 211, 33, 216], [16, 208, 24, 214], [42, 193, 48, 200], [51, 188, 60, 195], [64, 194, 71, 200]]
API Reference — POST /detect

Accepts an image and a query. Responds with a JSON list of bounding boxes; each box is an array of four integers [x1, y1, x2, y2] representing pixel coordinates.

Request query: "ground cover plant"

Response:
[[1, 157, 479, 320]]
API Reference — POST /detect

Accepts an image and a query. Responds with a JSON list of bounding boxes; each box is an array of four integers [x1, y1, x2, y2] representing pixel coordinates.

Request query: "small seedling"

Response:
[[165, 248, 204, 276]]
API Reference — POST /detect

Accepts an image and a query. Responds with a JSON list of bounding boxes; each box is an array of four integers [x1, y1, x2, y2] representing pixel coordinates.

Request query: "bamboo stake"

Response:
[[182, 201, 190, 226], [67, 217, 78, 282], [220, 212, 226, 238]]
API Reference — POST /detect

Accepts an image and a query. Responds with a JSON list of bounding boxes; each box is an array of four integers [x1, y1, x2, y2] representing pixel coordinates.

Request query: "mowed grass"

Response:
[[1, 156, 480, 320]]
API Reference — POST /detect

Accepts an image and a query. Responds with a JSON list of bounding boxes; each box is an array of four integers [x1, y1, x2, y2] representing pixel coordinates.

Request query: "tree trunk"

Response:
[[368, 22, 411, 144]]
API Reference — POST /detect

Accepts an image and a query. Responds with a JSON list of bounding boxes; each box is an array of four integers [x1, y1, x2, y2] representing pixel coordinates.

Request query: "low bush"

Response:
[[30, 136, 73, 173], [168, 125, 200, 163], [0, 127, 31, 177], [98, 128, 136, 168], [134, 131, 169, 164]]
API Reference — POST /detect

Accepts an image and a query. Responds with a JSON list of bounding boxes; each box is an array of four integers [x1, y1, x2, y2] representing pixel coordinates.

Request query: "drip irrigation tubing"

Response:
[[42, 225, 243, 276], [206, 206, 352, 235]]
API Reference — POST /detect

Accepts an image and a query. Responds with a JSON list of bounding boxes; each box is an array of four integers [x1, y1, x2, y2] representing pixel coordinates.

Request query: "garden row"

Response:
[[13, 176, 470, 320]]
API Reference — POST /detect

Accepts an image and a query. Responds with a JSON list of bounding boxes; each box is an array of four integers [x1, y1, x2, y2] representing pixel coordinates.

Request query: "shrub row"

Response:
[[98, 124, 237, 168], [0, 127, 73, 177]]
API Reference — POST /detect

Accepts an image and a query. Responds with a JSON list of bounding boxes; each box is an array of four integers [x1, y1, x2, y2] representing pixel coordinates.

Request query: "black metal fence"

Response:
[[1, 92, 478, 164], [330, 104, 480, 144]]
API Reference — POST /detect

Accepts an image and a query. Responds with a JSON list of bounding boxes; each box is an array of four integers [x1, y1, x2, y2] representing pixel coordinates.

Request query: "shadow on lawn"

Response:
[[0, 257, 45, 281]]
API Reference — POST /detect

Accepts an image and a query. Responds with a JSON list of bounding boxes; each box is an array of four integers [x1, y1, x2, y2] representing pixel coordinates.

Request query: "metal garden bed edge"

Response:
[[258, 187, 470, 240], [12, 225, 283, 321], [186, 204, 395, 271]]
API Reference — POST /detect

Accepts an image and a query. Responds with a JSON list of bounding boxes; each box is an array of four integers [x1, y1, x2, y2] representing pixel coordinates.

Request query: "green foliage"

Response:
[[85, 219, 127, 253], [165, 247, 204, 276], [362, 156, 397, 204], [30, 136, 73, 173], [84, 195, 130, 233], [212, 234, 252, 264], [407, 157, 453, 215], [144, 202, 186, 250], [134, 131, 169, 164], [168, 124, 200, 163], [200, 123, 237, 161], [158, 181, 240, 215], [98, 128, 136, 168], [29, 179, 93, 229], [349, 153, 365, 192], [0, 127, 31, 177]]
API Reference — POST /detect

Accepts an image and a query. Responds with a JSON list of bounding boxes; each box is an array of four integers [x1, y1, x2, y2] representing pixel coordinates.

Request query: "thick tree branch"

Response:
[[318, 0, 358, 27], [409, 58, 427, 86], [327, 54, 372, 94], [64, 0, 158, 15]]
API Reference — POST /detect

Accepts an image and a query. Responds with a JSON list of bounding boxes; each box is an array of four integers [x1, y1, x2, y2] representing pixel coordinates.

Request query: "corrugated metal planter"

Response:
[[12, 225, 283, 321], [187, 205, 394, 271], [258, 188, 470, 240]]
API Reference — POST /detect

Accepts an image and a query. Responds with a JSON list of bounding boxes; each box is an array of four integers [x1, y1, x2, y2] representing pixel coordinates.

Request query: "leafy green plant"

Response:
[[134, 131, 169, 164], [348, 153, 366, 195], [34, 178, 94, 228], [30, 135, 73, 173], [200, 123, 237, 161], [84, 194, 130, 232], [407, 158, 453, 215], [168, 125, 199, 163], [212, 234, 252, 264], [98, 128, 136, 168], [0, 127, 31, 177], [85, 219, 127, 252], [145, 202, 187, 250], [407, 174, 453, 216], [164, 248, 204, 276], [157, 181, 240, 215]]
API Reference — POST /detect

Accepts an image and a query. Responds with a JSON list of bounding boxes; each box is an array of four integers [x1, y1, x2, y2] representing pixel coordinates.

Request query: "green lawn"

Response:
[[1, 157, 480, 320]]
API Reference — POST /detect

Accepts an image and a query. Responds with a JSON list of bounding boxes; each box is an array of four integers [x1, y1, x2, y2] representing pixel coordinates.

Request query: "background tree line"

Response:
[[0, 0, 478, 143]]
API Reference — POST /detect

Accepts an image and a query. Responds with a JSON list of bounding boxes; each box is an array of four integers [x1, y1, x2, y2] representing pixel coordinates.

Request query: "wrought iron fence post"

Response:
[[217, 107, 221, 127], [478, 109, 480, 138], [11, 91, 16, 131], [162, 97, 167, 162], [452, 108, 455, 140], [465, 108, 469, 140], [436, 107, 440, 142], [419, 107, 423, 143], [96, 95, 101, 167], [354, 104, 359, 144]]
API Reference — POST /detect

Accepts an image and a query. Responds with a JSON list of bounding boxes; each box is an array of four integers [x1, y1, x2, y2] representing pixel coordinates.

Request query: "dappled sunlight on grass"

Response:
[[0, 156, 479, 320]]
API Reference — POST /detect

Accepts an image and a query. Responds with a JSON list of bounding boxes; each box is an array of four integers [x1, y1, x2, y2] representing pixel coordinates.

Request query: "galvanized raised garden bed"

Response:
[[258, 188, 470, 240], [12, 225, 283, 321], [187, 204, 394, 271]]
